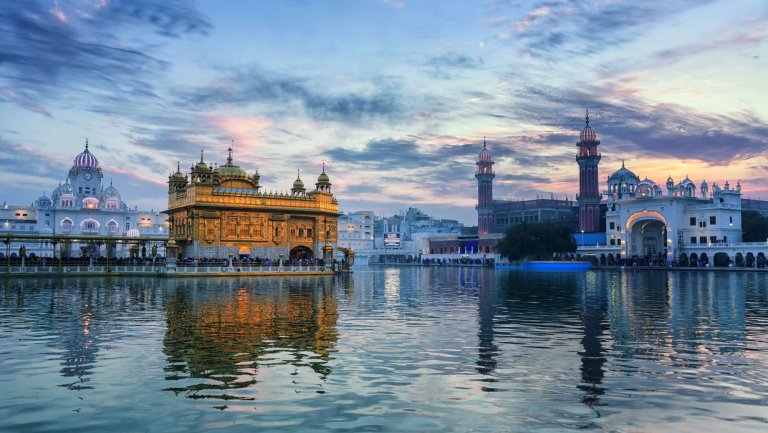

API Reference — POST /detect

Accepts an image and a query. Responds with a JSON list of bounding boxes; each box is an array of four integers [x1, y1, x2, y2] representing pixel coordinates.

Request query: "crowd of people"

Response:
[[175, 256, 328, 267]]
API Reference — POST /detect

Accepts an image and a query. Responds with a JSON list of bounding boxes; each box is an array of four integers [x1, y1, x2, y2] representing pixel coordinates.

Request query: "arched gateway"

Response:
[[625, 211, 668, 257], [290, 246, 313, 260]]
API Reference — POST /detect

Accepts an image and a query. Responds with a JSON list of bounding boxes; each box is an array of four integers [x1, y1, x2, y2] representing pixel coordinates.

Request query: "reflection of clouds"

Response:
[[598, 270, 768, 421], [0, 277, 168, 392]]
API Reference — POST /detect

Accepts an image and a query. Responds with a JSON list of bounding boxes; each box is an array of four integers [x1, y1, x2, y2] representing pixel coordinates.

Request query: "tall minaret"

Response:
[[576, 110, 602, 232], [476, 137, 495, 234]]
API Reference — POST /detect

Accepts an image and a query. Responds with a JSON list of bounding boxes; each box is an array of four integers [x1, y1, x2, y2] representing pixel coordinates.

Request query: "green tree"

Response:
[[496, 222, 577, 261], [742, 210, 768, 242]]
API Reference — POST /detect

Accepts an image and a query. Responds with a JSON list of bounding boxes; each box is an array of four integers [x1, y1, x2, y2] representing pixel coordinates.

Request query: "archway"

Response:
[[735, 253, 744, 267], [607, 254, 615, 265], [700, 253, 709, 267], [600, 254, 606, 266], [758, 253, 766, 268], [678, 253, 689, 267], [746, 252, 755, 268], [713, 252, 729, 267], [689, 253, 698, 267], [290, 246, 313, 260], [626, 211, 667, 258]]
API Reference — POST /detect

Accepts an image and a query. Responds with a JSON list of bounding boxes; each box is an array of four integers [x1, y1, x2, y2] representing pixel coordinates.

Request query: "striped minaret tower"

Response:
[[476, 137, 495, 234], [576, 110, 602, 232]]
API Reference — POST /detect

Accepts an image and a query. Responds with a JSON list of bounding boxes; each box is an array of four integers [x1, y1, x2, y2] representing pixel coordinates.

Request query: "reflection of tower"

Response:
[[578, 278, 608, 408], [476, 138, 495, 234], [59, 301, 99, 390], [576, 110, 601, 232], [476, 272, 498, 375]]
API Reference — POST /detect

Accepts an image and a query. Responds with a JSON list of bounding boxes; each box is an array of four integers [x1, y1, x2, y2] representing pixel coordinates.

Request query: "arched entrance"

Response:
[[290, 246, 313, 260], [735, 253, 744, 267], [600, 254, 606, 266], [626, 211, 667, 258], [713, 252, 729, 267], [689, 253, 698, 267], [758, 253, 766, 268], [700, 253, 709, 267], [678, 253, 689, 266], [746, 252, 755, 268]]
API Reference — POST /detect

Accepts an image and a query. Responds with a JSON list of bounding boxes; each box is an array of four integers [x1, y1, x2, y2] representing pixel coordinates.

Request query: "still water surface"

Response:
[[1, 268, 767, 432]]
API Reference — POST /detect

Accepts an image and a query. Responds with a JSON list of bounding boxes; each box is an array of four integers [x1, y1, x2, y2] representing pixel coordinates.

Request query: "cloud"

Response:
[[497, 173, 550, 183], [326, 138, 479, 170], [424, 52, 484, 79], [0, 136, 75, 205], [177, 67, 407, 124], [92, 0, 212, 38], [493, 1, 715, 58], [0, 1, 209, 112], [507, 83, 768, 164]]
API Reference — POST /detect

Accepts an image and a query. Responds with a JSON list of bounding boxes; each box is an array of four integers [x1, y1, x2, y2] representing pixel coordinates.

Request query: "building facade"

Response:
[[1, 141, 167, 259], [337, 211, 375, 260], [493, 198, 579, 233], [474, 141, 578, 234], [575, 117, 758, 266], [165, 149, 338, 259], [600, 164, 743, 260]]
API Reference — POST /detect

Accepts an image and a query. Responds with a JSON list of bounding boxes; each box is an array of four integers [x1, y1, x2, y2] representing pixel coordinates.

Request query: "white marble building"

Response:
[[571, 118, 768, 267], [0, 141, 167, 258]]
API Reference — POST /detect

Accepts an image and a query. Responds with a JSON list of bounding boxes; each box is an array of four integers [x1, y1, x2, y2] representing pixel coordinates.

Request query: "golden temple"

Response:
[[165, 149, 338, 259]]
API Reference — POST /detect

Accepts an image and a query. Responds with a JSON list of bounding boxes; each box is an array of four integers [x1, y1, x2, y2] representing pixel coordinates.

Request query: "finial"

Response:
[[621, 159, 624, 168], [200, 149, 204, 162], [322, 161, 326, 173], [297, 169, 301, 179], [585, 109, 590, 127], [110, 178, 113, 186], [483, 136, 486, 148], [227, 146, 233, 164], [85, 138, 89, 149], [177, 161, 180, 172]]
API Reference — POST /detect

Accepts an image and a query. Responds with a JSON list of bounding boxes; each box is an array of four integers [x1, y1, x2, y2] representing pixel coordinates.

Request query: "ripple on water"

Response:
[[1, 271, 768, 432]]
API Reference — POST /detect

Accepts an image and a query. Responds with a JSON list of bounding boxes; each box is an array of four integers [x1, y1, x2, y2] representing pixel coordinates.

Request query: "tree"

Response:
[[742, 210, 768, 242], [496, 222, 577, 261]]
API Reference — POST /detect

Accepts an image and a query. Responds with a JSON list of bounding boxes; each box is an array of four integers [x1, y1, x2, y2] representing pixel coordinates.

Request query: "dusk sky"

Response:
[[1, 0, 766, 225]]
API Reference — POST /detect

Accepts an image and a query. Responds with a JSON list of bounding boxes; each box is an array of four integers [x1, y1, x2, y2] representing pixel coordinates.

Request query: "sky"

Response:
[[0, 0, 766, 225]]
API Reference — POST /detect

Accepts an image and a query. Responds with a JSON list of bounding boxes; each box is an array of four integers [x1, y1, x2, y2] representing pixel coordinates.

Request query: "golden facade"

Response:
[[165, 150, 338, 259]]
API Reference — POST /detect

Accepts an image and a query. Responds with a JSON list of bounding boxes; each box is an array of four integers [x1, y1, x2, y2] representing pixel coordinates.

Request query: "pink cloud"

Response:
[[209, 115, 273, 152]]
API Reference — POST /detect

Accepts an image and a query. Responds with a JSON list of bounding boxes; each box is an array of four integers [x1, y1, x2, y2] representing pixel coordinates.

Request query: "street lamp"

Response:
[[581, 230, 584, 246]]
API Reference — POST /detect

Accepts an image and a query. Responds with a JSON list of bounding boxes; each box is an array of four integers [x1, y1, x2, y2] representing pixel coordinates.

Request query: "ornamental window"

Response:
[[83, 197, 99, 209], [81, 218, 100, 234], [61, 218, 73, 233], [107, 220, 119, 234]]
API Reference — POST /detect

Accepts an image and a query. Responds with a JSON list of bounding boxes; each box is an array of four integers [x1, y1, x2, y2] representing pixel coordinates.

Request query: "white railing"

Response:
[[2, 264, 330, 274], [687, 203, 740, 210], [684, 242, 768, 248]]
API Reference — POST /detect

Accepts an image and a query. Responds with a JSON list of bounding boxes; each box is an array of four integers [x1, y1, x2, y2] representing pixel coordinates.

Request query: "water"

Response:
[[1, 268, 767, 432]]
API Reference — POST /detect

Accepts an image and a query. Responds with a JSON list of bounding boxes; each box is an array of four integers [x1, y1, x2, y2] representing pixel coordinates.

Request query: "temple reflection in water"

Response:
[[0, 268, 765, 428], [162, 277, 340, 401]]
